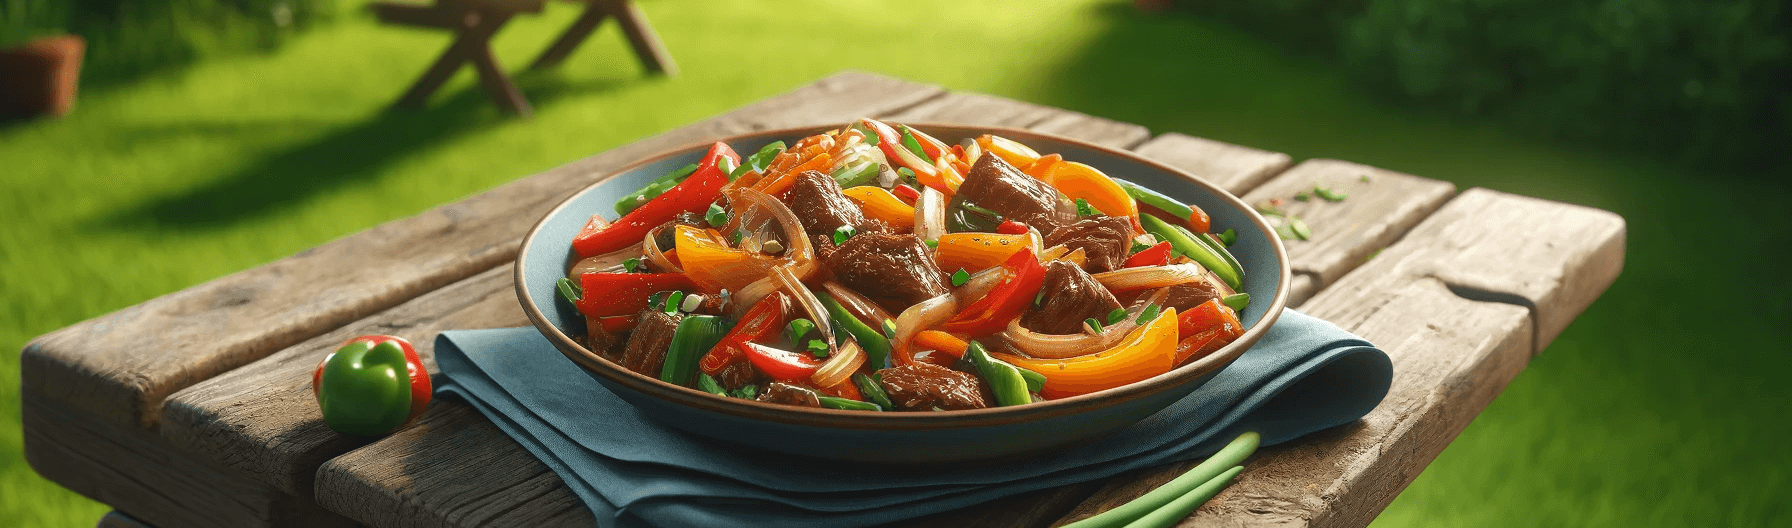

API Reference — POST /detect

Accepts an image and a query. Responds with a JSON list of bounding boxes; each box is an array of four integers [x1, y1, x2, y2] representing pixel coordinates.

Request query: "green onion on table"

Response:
[[1062, 431, 1260, 528]]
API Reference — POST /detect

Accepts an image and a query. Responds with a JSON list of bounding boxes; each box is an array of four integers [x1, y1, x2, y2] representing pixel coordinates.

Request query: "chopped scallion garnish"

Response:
[[807, 339, 829, 357], [1218, 229, 1237, 247], [833, 225, 858, 246], [698, 373, 726, 396], [1075, 198, 1103, 217], [1314, 185, 1348, 202], [705, 203, 728, 227], [1107, 308, 1128, 325], [786, 318, 815, 343], [951, 268, 970, 287], [556, 278, 581, 305], [1085, 318, 1104, 334], [623, 258, 640, 273], [1136, 303, 1161, 324], [733, 384, 758, 399]]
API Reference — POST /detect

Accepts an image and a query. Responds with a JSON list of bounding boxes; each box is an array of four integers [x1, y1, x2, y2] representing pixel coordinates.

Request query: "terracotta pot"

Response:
[[0, 35, 85, 119]]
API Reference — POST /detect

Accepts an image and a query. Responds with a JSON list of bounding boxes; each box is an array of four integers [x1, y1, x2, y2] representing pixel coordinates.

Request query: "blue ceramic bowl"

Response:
[[516, 124, 1290, 464]]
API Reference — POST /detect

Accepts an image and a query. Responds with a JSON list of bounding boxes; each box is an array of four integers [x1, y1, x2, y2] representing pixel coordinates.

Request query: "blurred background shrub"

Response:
[[0, 0, 338, 84], [1181, 0, 1790, 167]]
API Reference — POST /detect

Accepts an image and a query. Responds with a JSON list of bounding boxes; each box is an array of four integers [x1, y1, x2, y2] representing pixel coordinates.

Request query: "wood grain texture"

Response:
[[1242, 160, 1456, 307], [315, 403, 593, 528], [97, 511, 158, 528], [19, 71, 943, 431], [1053, 188, 1625, 527], [1132, 133, 1293, 196], [23, 398, 354, 528], [161, 266, 524, 496]]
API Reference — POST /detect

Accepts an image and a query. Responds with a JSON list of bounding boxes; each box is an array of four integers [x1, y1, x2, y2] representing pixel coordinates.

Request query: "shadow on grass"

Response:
[[94, 72, 630, 232]]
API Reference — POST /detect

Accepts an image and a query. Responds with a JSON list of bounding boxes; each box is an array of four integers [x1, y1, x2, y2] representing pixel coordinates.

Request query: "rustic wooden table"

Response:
[[26, 71, 1625, 528]]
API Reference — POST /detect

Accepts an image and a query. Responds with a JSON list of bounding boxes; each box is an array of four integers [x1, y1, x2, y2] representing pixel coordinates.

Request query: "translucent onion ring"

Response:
[[997, 287, 1172, 359], [641, 224, 681, 274], [1092, 263, 1208, 292], [915, 185, 946, 242], [810, 340, 864, 390], [821, 281, 895, 327]]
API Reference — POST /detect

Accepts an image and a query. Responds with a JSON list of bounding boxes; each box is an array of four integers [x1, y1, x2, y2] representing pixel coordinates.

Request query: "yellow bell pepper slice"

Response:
[[976, 134, 1042, 168], [934, 232, 1030, 274], [993, 308, 1179, 399], [1050, 161, 1141, 231], [673, 225, 773, 294], [841, 186, 916, 232]]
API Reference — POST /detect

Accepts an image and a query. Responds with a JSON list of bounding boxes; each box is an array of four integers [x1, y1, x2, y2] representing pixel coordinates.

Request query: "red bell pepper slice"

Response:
[[742, 341, 823, 381], [573, 142, 740, 258], [1123, 241, 1173, 268], [574, 272, 697, 319], [891, 184, 921, 204], [995, 220, 1030, 235], [942, 248, 1046, 336], [699, 292, 789, 376], [1174, 298, 1243, 364]]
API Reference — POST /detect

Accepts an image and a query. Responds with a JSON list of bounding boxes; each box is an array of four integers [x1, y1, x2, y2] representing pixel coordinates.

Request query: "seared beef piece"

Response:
[[822, 232, 949, 312], [1115, 281, 1220, 312], [584, 322, 625, 363], [1044, 216, 1133, 273], [877, 363, 989, 411], [716, 360, 766, 391], [757, 382, 821, 407], [1021, 261, 1124, 335], [785, 170, 883, 237], [618, 310, 682, 377], [954, 154, 1077, 234]]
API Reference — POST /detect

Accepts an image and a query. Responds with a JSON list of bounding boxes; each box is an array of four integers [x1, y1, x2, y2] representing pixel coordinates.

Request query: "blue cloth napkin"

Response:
[[433, 308, 1391, 527]]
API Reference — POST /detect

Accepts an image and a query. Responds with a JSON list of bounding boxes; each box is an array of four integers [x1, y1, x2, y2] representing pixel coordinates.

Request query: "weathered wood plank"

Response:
[[23, 398, 354, 528], [1242, 160, 1456, 307], [1052, 189, 1626, 527], [161, 266, 524, 496], [97, 511, 158, 528], [1133, 133, 1293, 196], [20, 71, 944, 432], [315, 403, 593, 528]]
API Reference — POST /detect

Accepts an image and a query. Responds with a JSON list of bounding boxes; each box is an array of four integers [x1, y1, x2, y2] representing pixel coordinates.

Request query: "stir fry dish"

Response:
[[557, 119, 1251, 411]]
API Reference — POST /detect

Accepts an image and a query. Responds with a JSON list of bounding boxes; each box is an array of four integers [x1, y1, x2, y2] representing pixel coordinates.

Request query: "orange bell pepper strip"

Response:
[[912, 331, 969, 359], [754, 152, 832, 197], [941, 248, 1046, 337], [841, 186, 916, 232], [1024, 154, 1063, 185], [993, 308, 1180, 399], [933, 232, 1031, 274], [673, 225, 773, 294], [977, 134, 1042, 168], [1051, 161, 1144, 233]]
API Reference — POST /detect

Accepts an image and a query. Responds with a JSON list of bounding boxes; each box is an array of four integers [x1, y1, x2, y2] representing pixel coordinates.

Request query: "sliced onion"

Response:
[[810, 340, 864, 390], [998, 287, 1172, 359], [889, 293, 959, 365], [822, 281, 894, 327], [957, 266, 1007, 300], [1039, 244, 1070, 262], [726, 188, 820, 314], [641, 224, 681, 274], [569, 244, 642, 278], [1204, 270, 1239, 298], [774, 265, 833, 355], [1093, 263, 1208, 292], [1026, 226, 1044, 259], [915, 185, 946, 242], [960, 138, 983, 165]]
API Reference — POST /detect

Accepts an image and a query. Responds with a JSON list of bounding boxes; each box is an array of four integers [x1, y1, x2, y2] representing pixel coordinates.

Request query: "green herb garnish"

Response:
[[1222, 293, 1251, 311], [807, 339, 829, 357], [786, 318, 815, 343], [882, 319, 898, 340], [1107, 308, 1128, 325], [896, 167, 918, 185], [1076, 198, 1104, 217], [1314, 185, 1348, 202], [1293, 191, 1311, 202], [556, 278, 581, 304], [622, 258, 641, 273], [697, 373, 727, 396], [663, 291, 685, 314], [924, 238, 939, 248], [1218, 229, 1237, 247], [733, 384, 759, 399], [1136, 303, 1162, 324], [1085, 318, 1104, 334], [833, 225, 857, 246], [705, 203, 728, 227], [951, 268, 970, 287]]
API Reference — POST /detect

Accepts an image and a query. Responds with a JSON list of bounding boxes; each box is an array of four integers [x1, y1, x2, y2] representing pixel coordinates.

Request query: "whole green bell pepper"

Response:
[[312, 335, 432, 436]]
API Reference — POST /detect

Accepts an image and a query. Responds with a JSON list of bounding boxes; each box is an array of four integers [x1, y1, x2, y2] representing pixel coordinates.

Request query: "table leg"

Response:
[[393, 10, 515, 111], [609, 0, 678, 76], [469, 36, 533, 117], [528, 2, 611, 70]]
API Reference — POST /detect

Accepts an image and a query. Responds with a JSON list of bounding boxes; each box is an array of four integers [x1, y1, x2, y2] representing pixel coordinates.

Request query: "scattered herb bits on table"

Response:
[[558, 119, 1251, 411]]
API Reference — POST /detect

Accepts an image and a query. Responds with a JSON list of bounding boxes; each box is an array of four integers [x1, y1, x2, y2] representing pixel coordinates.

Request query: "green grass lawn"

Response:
[[4, 0, 1787, 526]]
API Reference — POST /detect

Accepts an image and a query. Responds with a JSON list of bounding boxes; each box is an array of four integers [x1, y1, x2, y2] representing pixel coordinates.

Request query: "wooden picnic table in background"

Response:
[[371, 0, 675, 117], [24, 71, 1625, 528]]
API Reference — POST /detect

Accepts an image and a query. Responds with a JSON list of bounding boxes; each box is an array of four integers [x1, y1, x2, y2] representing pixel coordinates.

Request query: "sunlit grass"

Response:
[[2, 1, 1784, 526]]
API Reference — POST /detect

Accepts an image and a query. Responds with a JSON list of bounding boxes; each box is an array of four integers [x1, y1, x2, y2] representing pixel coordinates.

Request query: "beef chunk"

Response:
[[1115, 281, 1220, 312], [756, 382, 821, 407], [822, 232, 949, 312], [618, 310, 682, 377], [953, 154, 1077, 234], [1044, 216, 1133, 273], [785, 170, 883, 237], [877, 363, 989, 411], [716, 360, 766, 391], [1021, 261, 1124, 335], [583, 322, 626, 363]]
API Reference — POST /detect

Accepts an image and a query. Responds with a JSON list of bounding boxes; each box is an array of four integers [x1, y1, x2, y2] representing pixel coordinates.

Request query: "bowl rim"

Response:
[[515, 123, 1291, 431]]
